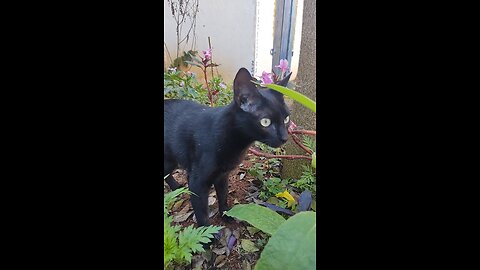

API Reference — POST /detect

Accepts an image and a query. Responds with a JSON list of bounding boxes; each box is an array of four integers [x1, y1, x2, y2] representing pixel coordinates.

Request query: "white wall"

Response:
[[254, 0, 275, 79], [164, 0, 303, 84], [164, 0, 257, 83]]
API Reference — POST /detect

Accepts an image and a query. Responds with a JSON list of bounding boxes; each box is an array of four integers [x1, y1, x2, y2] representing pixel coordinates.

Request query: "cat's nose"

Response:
[[279, 129, 288, 144]]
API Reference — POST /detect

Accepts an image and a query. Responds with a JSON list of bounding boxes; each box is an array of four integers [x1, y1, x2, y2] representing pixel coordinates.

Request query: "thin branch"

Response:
[[248, 147, 312, 160], [291, 133, 313, 154], [291, 129, 316, 136]]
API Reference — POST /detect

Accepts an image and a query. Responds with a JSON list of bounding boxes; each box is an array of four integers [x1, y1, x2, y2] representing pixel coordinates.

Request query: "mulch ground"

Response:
[[164, 154, 268, 270]]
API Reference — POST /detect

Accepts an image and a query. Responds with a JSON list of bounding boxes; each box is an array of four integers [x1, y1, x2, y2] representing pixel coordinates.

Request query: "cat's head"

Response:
[[233, 68, 292, 148]]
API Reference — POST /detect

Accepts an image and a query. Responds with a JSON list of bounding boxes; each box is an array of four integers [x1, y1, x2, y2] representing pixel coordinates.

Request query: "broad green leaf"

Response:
[[225, 204, 285, 235], [254, 212, 316, 270], [264, 84, 316, 113], [311, 152, 316, 169]]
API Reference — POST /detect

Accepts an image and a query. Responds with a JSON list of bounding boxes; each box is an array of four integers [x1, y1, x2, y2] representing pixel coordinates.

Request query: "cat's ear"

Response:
[[233, 68, 261, 112], [269, 72, 292, 100], [276, 72, 292, 87]]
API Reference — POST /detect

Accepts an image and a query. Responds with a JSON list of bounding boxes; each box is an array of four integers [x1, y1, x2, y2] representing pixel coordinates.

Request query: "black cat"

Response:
[[164, 68, 291, 227]]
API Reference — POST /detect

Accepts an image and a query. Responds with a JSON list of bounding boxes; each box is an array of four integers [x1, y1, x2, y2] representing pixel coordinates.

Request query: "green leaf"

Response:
[[184, 60, 202, 67], [225, 204, 285, 235], [263, 84, 316, 113], [311, 152, 316, 169], [254, 212, 316, 270]]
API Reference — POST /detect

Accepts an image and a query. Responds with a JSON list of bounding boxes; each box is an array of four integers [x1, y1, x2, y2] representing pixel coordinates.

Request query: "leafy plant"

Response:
[[164, 46, 232, 107], [248, 162, 267, 181], [302, 136, 316, 152], [291, 165, 316, 198], [258, 177, 290, 201], [170, 50, 198, 69], [225, 205, 316, 270], [164, 187, 223, 269]]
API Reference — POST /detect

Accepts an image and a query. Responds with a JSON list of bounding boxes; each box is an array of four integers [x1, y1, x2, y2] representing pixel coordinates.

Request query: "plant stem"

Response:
[[202, 66, 214, 107], [208, 37, 214, 78], [290, 133, 313, 154]]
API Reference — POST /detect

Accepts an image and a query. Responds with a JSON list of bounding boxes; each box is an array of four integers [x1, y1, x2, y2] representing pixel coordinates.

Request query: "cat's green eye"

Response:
[[284, 116, 290, 124], [260, 118, 271, 127]]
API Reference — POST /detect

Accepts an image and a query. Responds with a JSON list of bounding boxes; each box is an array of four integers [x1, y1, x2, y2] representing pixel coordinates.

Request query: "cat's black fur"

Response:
[[164, 68, 291, 227]]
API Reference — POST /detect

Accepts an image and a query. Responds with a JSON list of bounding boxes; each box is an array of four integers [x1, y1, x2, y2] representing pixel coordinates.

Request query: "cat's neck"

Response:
[[215, 102, 255, 153]]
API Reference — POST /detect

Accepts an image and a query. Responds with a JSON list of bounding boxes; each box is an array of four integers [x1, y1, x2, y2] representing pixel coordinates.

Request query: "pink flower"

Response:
[[262, 71, 273, 84], [202, 49, 212, 61], [275, 59, 289, 73]]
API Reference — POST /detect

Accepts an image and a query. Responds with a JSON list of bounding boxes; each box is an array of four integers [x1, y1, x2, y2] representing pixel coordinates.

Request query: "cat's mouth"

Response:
[[262, 138, 288, 148]]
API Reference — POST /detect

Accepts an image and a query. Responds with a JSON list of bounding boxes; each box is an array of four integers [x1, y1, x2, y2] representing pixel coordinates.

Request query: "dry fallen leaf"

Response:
[[240, 239, 259, 253], [242, 261, 252, 270], [208, 208, 218, 218], [214, 255, 227, 268], [212, 246, 227, 255], [173, 211, 193, 223], [201, 249, 212, 262], [171, 199, 185, 211], [191, 254, 205, 269], [177, 204, 191, 215], [208, 196, 216, 206]]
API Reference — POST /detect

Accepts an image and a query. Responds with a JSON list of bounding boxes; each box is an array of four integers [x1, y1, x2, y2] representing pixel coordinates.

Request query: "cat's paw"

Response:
[[221, 213, 235, 223]]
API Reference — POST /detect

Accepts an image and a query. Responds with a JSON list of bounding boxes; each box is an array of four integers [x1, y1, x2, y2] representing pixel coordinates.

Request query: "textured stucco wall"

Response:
[[282, 0, 316, 179]]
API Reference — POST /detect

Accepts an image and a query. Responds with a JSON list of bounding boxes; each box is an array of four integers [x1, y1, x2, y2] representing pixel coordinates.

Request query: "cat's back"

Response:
[[163, 99, 209, 122], [163, 99, 220, 132]]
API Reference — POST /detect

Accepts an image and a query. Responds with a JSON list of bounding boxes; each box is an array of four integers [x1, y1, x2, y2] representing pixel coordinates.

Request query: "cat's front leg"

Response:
[[188, 178, 210, 227], [214, 173, 234, 223]]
